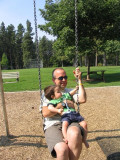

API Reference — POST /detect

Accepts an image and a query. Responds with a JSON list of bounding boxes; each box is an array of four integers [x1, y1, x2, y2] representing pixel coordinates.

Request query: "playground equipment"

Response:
[[33, 0, 80, 113]]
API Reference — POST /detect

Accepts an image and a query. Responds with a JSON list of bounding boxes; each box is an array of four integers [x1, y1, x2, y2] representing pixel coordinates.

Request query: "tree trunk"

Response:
[[79, 56, 82, 67], [95, 50, 98, 66], [10, 49, 13, 69], [62, 60, 63, 67], [103, 52, 106, 66], [87, 57, 90, 80], [116, 52, 118, 66], [85, 55, 87, 67]]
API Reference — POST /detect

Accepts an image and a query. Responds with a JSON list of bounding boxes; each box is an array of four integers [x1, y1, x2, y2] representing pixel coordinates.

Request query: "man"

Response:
[[41, 67, 86, 160]]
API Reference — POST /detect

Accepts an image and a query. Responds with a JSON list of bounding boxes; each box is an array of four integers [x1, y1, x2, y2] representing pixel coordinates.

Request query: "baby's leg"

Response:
[[62, 121, 69, 143], [79, 121, 89, 148]]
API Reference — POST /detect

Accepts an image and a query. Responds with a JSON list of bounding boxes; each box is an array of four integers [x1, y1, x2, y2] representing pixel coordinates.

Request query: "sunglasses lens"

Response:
[[64, 76, 67, 79], [58, 76, 67, 80], [58, 77, 63, 80]]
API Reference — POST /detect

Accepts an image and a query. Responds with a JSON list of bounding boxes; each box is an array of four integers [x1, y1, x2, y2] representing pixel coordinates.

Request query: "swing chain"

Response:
[[33, 0, 43, 111], [75, 0, 78, 68], [75, 0, 80, 112]]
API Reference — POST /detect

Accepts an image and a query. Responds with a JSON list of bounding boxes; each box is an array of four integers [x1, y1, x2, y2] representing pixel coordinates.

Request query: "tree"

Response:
[[22, 20, 34, 68], [103, 40, 120, 66], [6, 24, 16, 69], [0, 22, 7, 61], [1, 53, 8, 69], [39, 0, 120, 73], [15, 24, 25, 69], [39, 36, 53, 67], [39, 0, 76, 66]]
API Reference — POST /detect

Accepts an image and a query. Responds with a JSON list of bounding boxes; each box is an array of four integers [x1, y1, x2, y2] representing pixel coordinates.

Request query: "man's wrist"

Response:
[[78, 80, 83, 86]]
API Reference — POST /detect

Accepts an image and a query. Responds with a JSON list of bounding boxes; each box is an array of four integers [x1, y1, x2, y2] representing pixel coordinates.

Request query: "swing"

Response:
[[33, 0, 43, 113], [33, 0, 80, 113]]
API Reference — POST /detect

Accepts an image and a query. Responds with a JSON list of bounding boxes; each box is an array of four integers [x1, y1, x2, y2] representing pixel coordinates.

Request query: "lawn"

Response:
[[1, 66, 120, 92]]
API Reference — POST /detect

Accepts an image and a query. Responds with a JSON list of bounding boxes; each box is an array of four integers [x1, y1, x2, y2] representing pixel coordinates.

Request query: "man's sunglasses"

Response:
[[55, 76, 68, 80]]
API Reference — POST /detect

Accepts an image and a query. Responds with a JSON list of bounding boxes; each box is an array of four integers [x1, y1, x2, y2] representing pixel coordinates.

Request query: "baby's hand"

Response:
[[63, 138, 68, 144], [76, 85, 79, 90], [58, 108, 63, 114]]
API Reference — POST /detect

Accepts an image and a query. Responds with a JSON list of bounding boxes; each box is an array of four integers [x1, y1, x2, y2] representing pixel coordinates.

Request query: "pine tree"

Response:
[[15, 24, 25, 69], [22, 20, 34, 68]]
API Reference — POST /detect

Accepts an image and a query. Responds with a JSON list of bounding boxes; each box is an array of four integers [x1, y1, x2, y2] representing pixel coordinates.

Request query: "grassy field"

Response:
[[1, 66, 120, 92]]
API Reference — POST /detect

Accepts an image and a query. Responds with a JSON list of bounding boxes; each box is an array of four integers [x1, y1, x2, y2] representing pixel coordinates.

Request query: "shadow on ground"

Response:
[[87, 129, 120, 160], [0, 134, 47, 148], [97, 136, 120, 160]]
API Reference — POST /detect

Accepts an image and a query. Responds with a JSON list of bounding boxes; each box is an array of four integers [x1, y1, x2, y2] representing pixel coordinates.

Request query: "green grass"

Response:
[[1, 66, 120, 92]]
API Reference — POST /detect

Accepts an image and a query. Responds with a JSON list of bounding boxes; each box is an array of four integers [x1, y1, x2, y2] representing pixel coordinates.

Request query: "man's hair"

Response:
[[44, 85, 56, 100], [52, 68, 65, 78]]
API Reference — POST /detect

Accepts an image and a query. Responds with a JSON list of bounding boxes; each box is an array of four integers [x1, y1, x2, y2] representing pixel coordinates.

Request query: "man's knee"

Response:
[[54, 142, 69, 157], [67, 126, 82, 140]]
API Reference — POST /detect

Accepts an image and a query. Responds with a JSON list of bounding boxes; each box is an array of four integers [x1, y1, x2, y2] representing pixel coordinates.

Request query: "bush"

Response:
[[98, 63, 103, 66], [1, 53, 8, 69]]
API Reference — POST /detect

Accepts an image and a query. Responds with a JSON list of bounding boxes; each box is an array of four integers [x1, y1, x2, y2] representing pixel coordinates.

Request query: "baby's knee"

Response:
[[80, 121, 87, 128]]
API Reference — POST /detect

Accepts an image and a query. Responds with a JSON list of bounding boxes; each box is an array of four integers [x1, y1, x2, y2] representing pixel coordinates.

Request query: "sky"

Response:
[[0, 0, 56, 40]]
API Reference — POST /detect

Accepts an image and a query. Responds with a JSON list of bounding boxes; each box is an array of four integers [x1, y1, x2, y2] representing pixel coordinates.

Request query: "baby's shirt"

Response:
[[48, 92, 72, 107]]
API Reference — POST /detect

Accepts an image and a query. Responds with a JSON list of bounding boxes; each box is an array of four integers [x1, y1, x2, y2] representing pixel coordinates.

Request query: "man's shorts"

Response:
[[44, 122, 84, 158]]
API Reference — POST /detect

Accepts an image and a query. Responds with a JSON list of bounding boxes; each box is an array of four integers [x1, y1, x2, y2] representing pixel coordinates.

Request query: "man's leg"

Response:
[[67, 123, 83, 160], [54, 142, 69, 160], [45, 122, 69, 159]]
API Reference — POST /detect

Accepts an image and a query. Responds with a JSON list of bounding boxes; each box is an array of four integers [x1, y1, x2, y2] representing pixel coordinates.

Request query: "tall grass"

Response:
[[2, 66, 120, 92]]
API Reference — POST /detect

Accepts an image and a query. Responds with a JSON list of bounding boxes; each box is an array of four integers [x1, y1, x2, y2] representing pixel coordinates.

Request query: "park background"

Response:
[[0, 0, 120, 71], [0, 0, 120, 160]]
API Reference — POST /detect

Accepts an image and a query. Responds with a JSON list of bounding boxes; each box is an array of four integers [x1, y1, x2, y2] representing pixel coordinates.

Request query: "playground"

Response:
[[0, 86, 120, 160]]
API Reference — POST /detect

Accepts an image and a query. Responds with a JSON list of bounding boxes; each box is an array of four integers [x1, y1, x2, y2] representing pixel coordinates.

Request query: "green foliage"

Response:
[[39, 0, 120, 66], [15, 24, 25, 69], [1, 53, 8, 69], [39, 36, 53, 67], [6, 24, 16, 69], [0, 1, 120, 69], [0, 22, 7, 60], [22, 21, 34, 68]]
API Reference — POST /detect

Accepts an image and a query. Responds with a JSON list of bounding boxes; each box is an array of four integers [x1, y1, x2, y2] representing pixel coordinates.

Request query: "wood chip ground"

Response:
[[0, 86, 120, 160]]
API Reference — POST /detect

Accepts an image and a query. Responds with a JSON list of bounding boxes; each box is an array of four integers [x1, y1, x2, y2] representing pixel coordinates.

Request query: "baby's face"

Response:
[[54, 87, 62, 99]]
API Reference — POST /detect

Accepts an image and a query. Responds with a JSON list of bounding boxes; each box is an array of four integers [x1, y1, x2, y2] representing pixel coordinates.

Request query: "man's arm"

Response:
[[42, 103, 63, 118], [78, 78, 86, 103], [73, 68, 87, 103], [48, 105, 63, 114]]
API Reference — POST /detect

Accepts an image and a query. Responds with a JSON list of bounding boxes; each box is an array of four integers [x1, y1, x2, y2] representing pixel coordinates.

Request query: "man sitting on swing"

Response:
[[41, 67, 87, 160]]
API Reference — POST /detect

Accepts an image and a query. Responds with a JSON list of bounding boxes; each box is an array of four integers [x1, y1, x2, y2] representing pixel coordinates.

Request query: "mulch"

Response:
[[0, 86, 120, 160]]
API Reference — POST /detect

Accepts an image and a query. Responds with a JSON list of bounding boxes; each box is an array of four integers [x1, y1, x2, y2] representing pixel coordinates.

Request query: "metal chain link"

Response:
[[75, 0, 80, 112], [33, 0, 43, 112], [75, 0, 78, 68]]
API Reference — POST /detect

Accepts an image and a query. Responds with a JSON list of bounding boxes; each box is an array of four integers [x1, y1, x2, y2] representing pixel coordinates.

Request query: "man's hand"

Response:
[[73, 67, 82, 80]]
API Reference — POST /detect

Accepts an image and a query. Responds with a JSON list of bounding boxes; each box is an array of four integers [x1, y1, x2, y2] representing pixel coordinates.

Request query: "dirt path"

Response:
[[0, 87, 120, 160]]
